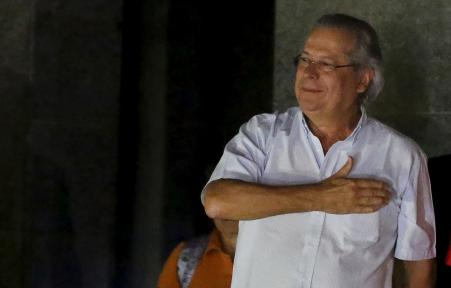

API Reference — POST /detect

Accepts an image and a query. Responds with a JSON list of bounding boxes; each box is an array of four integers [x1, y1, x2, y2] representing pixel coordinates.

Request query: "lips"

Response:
[[301, 87, 323, 93]]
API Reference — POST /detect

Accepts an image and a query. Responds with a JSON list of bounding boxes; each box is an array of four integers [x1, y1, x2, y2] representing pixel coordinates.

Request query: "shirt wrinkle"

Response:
[[206, 106, 436, 288]]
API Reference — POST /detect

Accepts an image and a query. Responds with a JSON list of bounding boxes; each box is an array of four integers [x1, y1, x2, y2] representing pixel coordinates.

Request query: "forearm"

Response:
[[203, 159, 391, 220], [403, 258, 436, 288], [203, 179, 320, 220]]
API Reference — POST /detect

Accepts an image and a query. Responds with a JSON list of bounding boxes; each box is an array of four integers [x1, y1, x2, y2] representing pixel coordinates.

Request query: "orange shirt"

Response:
[[158, 229, 233, 288]]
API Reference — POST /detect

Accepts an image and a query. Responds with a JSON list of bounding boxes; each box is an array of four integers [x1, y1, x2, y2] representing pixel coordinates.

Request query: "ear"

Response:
[[356, 68, 374, 93]]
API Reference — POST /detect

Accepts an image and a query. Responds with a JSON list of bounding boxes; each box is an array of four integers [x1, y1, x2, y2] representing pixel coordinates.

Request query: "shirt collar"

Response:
[[299, 106, 367, 145], [349, 106, 367, 144]]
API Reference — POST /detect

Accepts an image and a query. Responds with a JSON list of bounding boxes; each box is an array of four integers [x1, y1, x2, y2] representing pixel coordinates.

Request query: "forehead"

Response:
[[302, 27, 356, 58]]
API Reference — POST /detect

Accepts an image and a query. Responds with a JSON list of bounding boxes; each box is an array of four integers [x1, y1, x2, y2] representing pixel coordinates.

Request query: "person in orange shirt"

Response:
[[158, 219, 237, 288]]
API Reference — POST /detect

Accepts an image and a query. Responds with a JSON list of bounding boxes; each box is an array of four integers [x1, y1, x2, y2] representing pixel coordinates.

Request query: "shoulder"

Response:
[[364, 116, 427, 159], [243, 107, 300, 137]]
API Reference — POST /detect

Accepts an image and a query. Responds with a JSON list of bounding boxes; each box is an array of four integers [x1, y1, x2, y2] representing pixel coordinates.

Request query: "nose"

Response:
[[302, 61, 320, 79]]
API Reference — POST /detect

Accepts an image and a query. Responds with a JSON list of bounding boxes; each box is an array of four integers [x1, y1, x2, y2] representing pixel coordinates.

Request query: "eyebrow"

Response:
[[301, 51, 336, 63]]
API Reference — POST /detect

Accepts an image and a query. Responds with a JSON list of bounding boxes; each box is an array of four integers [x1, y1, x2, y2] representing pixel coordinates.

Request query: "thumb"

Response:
[[330, 156, 353, 179]]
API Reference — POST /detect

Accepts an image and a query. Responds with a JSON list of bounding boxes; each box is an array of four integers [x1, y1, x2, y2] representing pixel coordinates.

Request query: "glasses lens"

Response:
[[300, 57, 310, 67], [320, 64, 335, 72]]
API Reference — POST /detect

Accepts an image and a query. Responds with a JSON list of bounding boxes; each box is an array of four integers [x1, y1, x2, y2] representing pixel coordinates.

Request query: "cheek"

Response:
[[326, 76, 351, 96], [294, 71, 303, 93], [295, 70, 302, 83]]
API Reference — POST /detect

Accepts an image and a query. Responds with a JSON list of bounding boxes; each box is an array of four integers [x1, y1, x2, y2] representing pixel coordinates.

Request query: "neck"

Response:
[[304, 106, 361, 153]]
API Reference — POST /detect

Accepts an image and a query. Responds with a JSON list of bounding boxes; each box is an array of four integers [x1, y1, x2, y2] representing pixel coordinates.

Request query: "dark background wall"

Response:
[[0, 1, 33, 287], [1, 1, 123, 287], [0, 0, 274, 287], [3, 0, 449, 287], [163, 0, 274, 255]]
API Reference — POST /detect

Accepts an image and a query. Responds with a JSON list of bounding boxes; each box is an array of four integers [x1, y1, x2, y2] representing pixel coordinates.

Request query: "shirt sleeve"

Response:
[[394, 150, 436, 260], [200, 114, 274, 204]]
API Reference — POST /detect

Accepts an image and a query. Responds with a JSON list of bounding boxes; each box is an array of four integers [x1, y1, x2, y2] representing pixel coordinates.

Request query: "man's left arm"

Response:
[[395, 149, 436, 287], [403, 258, 436, 288]]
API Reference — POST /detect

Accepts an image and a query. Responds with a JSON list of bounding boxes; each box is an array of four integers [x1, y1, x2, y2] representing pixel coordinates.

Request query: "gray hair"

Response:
[[315, 14, 384, 104]]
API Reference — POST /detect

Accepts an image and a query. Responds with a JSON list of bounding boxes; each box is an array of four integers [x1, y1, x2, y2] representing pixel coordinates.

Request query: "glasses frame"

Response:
[[293, 54, 356, 72]]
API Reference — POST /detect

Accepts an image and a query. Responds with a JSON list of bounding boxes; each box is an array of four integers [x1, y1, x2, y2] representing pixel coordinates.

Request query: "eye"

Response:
[[318, 61, 334, 67], [317, 61, 336, 72], [299, 56, 310, 65]]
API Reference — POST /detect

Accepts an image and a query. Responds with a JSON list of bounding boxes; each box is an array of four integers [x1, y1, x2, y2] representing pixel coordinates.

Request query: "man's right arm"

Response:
[[204, 157, 391, 220]]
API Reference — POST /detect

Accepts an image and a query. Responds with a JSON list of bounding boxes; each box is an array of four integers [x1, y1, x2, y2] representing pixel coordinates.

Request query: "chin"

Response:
[[299, 104, 322, 114], [298, 97, 322, 112]]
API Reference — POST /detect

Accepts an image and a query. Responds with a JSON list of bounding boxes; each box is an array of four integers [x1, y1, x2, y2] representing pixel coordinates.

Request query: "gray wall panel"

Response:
[[274, 0, 451, 157]]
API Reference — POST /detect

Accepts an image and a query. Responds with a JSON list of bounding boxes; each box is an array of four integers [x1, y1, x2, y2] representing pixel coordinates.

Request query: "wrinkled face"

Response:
[[295, 27, 371, 118]]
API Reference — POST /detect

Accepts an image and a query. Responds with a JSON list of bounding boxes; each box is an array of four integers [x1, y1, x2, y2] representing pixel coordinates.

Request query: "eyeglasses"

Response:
[[293, 55, 356, 72]]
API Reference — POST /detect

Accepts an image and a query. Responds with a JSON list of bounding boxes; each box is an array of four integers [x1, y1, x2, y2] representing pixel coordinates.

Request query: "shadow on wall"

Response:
[[0, 67, 31, 288], [24, 154, 82, 288]]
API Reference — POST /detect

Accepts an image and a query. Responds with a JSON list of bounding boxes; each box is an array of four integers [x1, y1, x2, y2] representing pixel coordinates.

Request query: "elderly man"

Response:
[[202, 14, 435, 288]]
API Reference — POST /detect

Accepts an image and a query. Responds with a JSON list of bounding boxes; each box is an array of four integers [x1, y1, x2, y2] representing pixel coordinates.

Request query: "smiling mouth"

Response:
[[302, 87, 323, 93]]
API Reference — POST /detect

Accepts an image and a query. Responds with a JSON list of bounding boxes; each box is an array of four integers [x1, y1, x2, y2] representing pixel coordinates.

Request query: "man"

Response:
[[158, 219, 237, 288], [202, 14, 436, 288]]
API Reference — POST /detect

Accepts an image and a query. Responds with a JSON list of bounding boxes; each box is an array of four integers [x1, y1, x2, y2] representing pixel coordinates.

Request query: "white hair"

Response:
[[316, 14, 384, 104]]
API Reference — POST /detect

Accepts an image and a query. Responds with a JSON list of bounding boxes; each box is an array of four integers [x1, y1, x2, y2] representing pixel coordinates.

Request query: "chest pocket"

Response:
[[325, 212, 380, 249]]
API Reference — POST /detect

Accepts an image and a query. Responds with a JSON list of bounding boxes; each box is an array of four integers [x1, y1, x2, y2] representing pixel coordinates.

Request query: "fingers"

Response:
[[358, 186, 391, 199], [355, 189, 391, 213], [341, 184, 391, 214], [357, 185, 392, 208], [321, 163, 394, 214], [330, 156, 353, 179], [358, 196, 389, 206], [355, 206, 381, 213], [351, 180, 392, 205]]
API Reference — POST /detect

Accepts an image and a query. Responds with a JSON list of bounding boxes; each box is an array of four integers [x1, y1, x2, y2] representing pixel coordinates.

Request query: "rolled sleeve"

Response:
[[200, 114, 273, 204]]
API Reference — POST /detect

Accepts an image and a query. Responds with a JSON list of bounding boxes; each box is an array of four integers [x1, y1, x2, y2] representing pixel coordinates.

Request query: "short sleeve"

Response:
[[394, 150, 436, 260], [200, 114, 274, 204]]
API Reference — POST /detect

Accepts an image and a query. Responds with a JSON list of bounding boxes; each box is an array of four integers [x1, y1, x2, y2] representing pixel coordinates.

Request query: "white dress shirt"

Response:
[[204, 107, 436, 288]]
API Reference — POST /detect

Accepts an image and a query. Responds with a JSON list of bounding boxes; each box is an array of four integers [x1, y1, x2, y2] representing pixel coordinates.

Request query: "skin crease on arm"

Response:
[[204, 157, 392, 220], [403, 258, 436, 288], [214, 219, 238, 258]]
